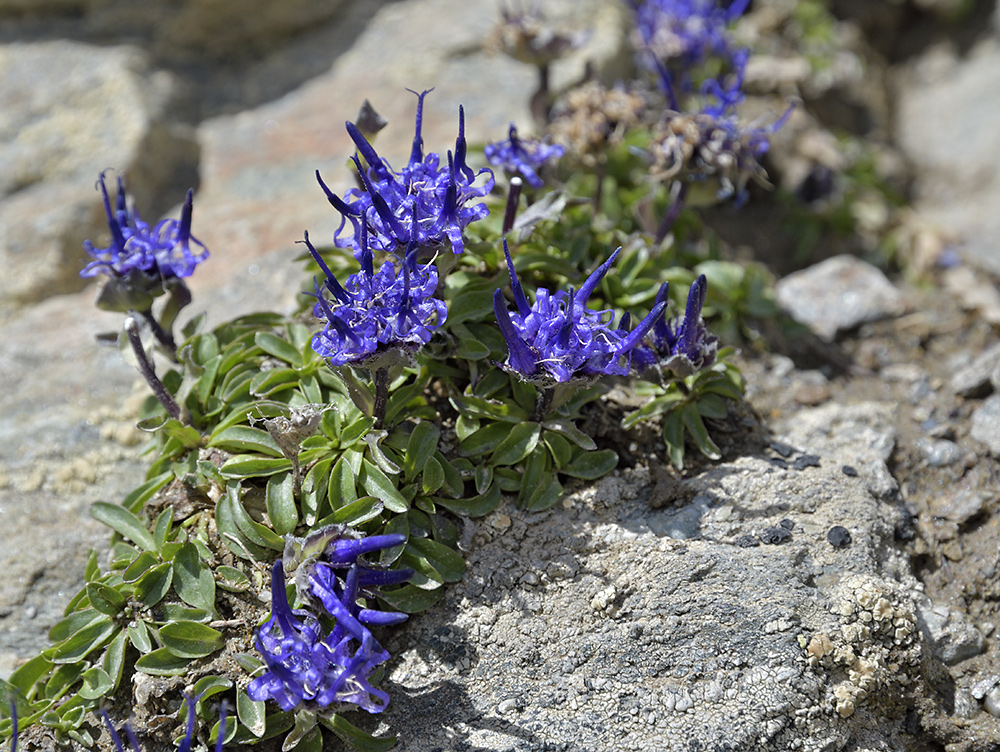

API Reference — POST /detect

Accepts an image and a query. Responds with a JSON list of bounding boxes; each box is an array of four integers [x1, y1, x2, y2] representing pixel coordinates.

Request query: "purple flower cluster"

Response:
[[634, 275, 718, 377], [630, 0, 750, 113], [493, 241, 666, 383], [484, 123, 565, 189], [81, 174, 208, 283], [319, 89, 494, 259], [305, 231, 447, 367], [248, 533, 410, 714]]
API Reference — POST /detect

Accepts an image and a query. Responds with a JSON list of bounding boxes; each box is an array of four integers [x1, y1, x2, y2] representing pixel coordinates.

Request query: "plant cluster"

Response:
[[1, 2, 791, 751]]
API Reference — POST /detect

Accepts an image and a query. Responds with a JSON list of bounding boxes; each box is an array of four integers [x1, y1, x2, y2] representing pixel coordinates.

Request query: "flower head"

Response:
[[81, 174, 207, 283], [493, 240, 666, 383], [484, 123, 564, 189], [249, 530, 410, 715], [305, 230, 447, 367], [630, 0, 750, 112], [633, 275, 719, 377], [318, 90, 493, 259]]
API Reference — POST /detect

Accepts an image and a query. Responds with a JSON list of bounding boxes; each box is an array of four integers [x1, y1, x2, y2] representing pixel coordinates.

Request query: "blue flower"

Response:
[[631, 0, 750, 112], [484, 123, 564, 189], [633, 274, 719, 376], [249, 531, 410, 714], [317, 89, 494, 259], [81, 174, 207, 282], [493, 240, 666, 383], [304, 230, 447, 367]]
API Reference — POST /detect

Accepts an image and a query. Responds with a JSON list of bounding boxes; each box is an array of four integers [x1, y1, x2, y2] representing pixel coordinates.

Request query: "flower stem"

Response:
[[534, 387, 554, 422], [138, 309, 177, 358], [124, 316, 182, 422], [655, 182, 688, 244], [372, 366, 390, 429], [502, 177, 523, 235]]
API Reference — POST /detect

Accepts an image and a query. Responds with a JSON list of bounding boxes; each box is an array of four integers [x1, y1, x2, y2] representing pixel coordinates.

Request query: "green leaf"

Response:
[[700, 375, 745, 401], [321, 714, 396, 752], [216, 565, 251, 593], [135, 647, 191, 676], [377, 584, 443, 614], [663, 411, 686, 470], [216, 489, 272, 561], [8, 653, 53, 695], [158, 604, 212, 623], [543, 431, 573, 469], [254, 331, 303, 368], [85, 582, 126, 617], [455, 413, 480, 442], [404, 422, 440, 481], [250, 368, 301, 398], [226, 485, 286, 552], [266, 471, 298, 536], [173, 543, 217, 614], [562, 449, 618, 480], [399, 549, 443, 590], [43, 662, 85, 700], [525, 474, 563, 511], [435, 483, 501, 518], [160, 419, 204, 449], [122, 551, 159, 584], [541, 419, 597, 450], [192, 675, 233, 703], [50, 617, 116, 664], [450, 393, 529, 424], [695, 392, 729, 419], [474, 464, 493, 495], [103, 629, 128, 691], [378, 515, 408, 566], [407, 538, 465, 583], [210, 426, 284, 457], [364, 432, 402, 475], [421, 456, 445, 495], [153, 507, 174, 551], [339, 414, 375, 449], [446, 286, 496, 326], [83, 549, 100, 583], [681, 402, 722, 460], [128, 620, 153, 654], [238, 691, 267, 738], [491, 422, 541, 466], [219, 455, 293, 479], [49, 609, 104, 644], [90, 502, 156, 553], [359, 460, 408, 513], [159, 621, 224, 659], [319, 496, 384, 528], [458, 421, 510, 457], [78, 667, 113, 700], [135, 562, 174, 607]]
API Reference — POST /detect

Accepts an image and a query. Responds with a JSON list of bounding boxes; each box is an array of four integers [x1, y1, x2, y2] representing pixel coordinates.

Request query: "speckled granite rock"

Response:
[[378, 402, 940, 751]]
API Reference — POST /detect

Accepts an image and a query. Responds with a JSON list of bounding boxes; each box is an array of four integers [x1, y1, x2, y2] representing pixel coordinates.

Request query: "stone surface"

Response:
[[915, 599, 986, 666], [775, 255, 907, 341], [0, 41, 196, 312], [949, 341, 1000, 398], [970, 394, 1000, 457], [895, 38, 1000, 275], [380, 403, 930, 750]]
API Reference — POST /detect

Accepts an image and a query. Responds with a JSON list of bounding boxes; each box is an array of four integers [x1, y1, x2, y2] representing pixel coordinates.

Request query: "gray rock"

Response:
[[0, 41, 196, 311], [381, 403, 932, 749], [949, 341, 1000, 397], [970, 394, 1000, 456], [916, 438, 964, 468], [970, 676, 1000, 701], [775, 255, 906, 341], [895, 39, 1000, 275], [915, 600, 986, 665], [986, 687, 1000, 718], [929, 489, 986, 525]]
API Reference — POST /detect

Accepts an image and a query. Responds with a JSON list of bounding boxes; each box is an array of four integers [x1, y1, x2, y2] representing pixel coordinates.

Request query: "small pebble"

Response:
[[917, 438, 963, 467], [986, 687, 1000, 718], [793, 454, 821, 471], [842, 465, 858, 477], [827, 526, 852, 548], [734, 534, 759, 548], [768, 458, 789, 470], [760, 527, 792, 544], [770, 442, 795, 458], [779, 518, 794, 530]]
